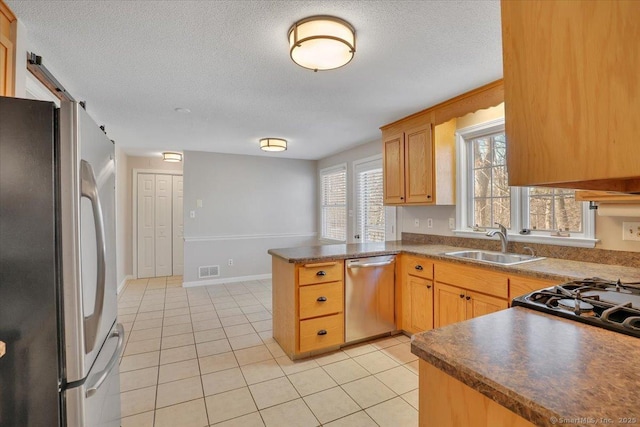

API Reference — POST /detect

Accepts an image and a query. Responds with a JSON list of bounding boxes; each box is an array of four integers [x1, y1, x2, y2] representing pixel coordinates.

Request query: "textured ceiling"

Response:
[[8, 0, 503, 160]]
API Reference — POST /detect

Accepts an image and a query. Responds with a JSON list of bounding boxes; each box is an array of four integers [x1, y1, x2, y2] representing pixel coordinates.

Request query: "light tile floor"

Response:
[[118, 276, 419, 427]]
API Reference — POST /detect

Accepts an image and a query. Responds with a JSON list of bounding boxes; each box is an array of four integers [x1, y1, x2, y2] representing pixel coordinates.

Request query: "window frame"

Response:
[[455, 118, 597, 248], [319, 163, 348, 243]]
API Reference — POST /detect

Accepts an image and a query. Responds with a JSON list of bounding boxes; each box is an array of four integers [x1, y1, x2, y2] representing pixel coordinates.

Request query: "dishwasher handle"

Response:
[[348, 260, 395, 268]]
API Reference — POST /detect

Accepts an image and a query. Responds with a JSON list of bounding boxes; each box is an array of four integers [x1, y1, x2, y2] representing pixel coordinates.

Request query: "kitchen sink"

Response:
[[443, 250, 545, 266]]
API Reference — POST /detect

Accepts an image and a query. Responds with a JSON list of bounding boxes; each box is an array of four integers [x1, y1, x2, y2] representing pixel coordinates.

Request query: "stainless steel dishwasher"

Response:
[[345, 255, 396, 343]]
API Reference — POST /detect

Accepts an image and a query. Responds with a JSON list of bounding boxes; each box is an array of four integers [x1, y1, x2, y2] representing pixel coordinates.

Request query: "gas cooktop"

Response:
[[512, 277, 640, 338]]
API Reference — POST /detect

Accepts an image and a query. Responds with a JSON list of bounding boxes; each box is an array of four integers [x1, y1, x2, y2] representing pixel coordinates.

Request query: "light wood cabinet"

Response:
[[434, 262, 509, 328], [433, 282, 466, 328], [408, 275, 433, 333], [399, 255, 434, 334], [382, 121, 435, 205], [501, 0, 640, 193], [420, 360, 536, 427], [0, 0, 16, 97], [509, 275, 555, 301], [574, 191, 640, 204], [273, 258, 345, 359]]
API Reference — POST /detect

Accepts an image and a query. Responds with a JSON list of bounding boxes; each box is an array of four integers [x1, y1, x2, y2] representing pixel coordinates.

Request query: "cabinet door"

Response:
[[465, 291, 508, 320], [509, 276, 555, 301], [434, 283, 466, 328], [405, 123, 433, 203], [409, 275, 433, 333], [383, 132, 405, 204], [502, 1, 640, 191]]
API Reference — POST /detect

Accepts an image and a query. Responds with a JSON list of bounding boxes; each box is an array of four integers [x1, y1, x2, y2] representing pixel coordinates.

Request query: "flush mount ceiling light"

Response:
[[288, 15, 356, 72], [162, 152, 183, 162], [174, 107, 191, 113], [260, 138, 287, 152]]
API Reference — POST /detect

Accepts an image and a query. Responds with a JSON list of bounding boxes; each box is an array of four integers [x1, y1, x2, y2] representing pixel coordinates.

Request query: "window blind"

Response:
[[356, 163, 385, 243], [320, 167, 347, 241]]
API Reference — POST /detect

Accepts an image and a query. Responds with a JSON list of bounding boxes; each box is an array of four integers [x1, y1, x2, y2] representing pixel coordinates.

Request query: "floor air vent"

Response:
[[198, 265, 220, 278]]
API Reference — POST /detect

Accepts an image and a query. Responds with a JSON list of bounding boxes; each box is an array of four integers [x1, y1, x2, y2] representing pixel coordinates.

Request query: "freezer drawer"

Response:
[[345, 256, 396, 343], [66, 323, 123, 427]]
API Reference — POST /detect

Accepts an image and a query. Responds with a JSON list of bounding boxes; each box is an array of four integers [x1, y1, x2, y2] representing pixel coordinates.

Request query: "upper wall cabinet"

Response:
[[501, 0, 640, 193], [0, 0, 15, 97], [381, 80, 504, 206]]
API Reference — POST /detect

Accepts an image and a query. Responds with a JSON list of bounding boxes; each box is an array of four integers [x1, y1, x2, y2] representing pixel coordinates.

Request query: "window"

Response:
[[320, 165, 347, 242], [469, 132, 510, 228], [456, 119, 596, 247], [355, 158, 385, 242]]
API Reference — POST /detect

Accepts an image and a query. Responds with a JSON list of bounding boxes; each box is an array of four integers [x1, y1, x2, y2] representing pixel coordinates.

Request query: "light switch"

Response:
[[196, 199, 203, 208]]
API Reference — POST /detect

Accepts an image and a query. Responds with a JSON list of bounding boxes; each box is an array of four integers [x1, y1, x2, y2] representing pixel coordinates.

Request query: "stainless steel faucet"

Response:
[[486, 222, 509, 253]]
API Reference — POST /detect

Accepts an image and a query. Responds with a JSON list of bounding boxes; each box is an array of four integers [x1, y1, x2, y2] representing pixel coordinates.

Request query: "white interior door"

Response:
[[137, 174, 155, 278], [154, 174, 173, 277], [172, 175, 184, 276]]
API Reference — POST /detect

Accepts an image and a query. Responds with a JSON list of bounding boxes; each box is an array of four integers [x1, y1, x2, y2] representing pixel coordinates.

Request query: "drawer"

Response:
[[435, 261, 508, 299], [509, 275, 556, 300], [404, 255, 433, 279], [299, 313, 344, 353], [299, 281, 343, 320], [299, 261, 344, 286]]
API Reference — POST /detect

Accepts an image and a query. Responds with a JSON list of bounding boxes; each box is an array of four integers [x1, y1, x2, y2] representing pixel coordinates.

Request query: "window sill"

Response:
[[453, 230, 599, 249]]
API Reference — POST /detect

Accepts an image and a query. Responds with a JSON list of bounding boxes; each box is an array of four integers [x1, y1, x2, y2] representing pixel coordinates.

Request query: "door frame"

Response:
[[351, 154, 397, 243], [132, 168, 183, 278]]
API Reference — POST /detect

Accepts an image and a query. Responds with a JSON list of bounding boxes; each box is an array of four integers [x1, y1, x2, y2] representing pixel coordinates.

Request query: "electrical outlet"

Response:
[[228, 259, 234, 266], [427, 218, 433, 228], [449, 218, 455, 229], [414, 219, 420, 228], [196, 199, 203, 208], [622, 222, 640, 241], [189, 210, 196, 218]]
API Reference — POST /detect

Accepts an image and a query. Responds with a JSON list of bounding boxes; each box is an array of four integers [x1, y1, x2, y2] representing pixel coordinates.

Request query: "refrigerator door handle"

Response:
[[80, 159, 107, 354], [85, 323, 124, 398]]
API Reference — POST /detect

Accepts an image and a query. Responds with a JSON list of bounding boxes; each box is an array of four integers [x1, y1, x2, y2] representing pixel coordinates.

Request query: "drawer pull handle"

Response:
[[317, 296, 327, 302], [317, 330, 327, 336], [415, 265, 423, 271], [316, 271, 326, 276], [459, 294, 465, 299]]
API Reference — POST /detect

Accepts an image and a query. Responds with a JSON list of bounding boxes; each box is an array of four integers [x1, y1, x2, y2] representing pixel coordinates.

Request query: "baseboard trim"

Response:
[[118, 275, 134, 295], [182, 273, 272, 288]]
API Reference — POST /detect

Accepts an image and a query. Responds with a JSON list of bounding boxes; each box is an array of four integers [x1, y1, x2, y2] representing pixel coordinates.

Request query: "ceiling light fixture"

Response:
[[260, 138, 287, 152], [288, 15, 356, 72], [162, 152, 183, 162], [174, 107, 191, 113]]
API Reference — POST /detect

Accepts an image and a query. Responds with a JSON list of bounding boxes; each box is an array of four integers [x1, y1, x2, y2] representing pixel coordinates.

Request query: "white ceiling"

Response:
[[8, 0, 503, 160]]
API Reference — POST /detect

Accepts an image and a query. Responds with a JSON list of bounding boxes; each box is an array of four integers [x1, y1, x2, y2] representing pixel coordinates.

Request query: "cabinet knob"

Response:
[[316, 271, 326, 276], [459, 294, 465, 298], [466, 296, 471, 300], [317, 296, 327, 302], [400, 197, 404, 200], [415, 265, 423, 271], [317, 330, 328, 336], [427, 195, 432, 199], [427, 285, 432, 289]]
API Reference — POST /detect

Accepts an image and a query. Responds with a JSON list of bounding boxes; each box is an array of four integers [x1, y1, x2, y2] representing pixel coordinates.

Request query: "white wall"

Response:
[[114, 146, 128, 290], [183, 151, 317, 285], [317, 140, 386, 243]]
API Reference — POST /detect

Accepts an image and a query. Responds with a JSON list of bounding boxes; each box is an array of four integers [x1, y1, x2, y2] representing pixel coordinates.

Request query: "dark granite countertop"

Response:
[[268, 242, 640, 283], [411, 307, 640, 427]]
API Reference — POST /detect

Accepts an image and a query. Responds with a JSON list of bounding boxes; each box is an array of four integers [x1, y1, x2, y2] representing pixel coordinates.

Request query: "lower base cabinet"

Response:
[[420, 360, 536, 427], [409, 275, 434, 332]]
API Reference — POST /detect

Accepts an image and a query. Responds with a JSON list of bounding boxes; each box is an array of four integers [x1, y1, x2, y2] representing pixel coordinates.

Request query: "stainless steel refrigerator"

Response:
[[0, 96, 123, 426]]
